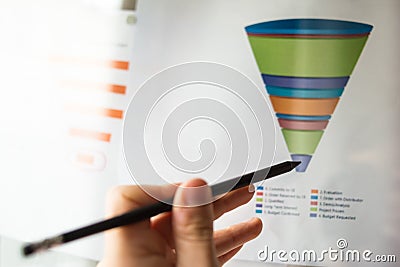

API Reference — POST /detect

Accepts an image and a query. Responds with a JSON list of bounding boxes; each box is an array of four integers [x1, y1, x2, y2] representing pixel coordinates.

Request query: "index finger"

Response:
[[105, 184, 177, 217], [213, 185, 255, 219]]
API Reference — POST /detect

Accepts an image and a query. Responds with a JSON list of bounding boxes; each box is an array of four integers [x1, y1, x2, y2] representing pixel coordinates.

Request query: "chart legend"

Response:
[[255, 186, 264, 214], [310, 189, 319, 218]]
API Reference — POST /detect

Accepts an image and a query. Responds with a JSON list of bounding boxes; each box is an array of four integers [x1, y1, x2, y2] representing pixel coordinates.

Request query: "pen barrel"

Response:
[[53, 161, 295, 244], [23, 161, 298, 256], [63, 200, 172, 243]]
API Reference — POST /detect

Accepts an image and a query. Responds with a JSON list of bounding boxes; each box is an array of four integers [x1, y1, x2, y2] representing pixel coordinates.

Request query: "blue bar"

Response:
[[311, 195, 318, 200], [256, 203, 263, 208], [257, 186, 264, 190], [261, 74, 349, 89], [276, 113, 332, 121], [246, 19, 373, 35], [310, 213, 317, 218], [255, 210, 263, 214]]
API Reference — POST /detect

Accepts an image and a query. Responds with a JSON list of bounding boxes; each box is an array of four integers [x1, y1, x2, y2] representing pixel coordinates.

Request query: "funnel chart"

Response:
[[246, 19, 373, 172]]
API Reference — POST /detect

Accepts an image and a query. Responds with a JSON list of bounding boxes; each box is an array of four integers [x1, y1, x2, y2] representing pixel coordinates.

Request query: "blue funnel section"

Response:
[[291, 154, 312, 172], [245, 19, 373, 35], [276, 114, 331, 121], [267, 86, 344, 99]]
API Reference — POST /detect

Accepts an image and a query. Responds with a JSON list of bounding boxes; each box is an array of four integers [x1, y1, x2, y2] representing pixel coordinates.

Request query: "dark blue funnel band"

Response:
[[245, 19, 373, 35], [262, 74, 349, 89]]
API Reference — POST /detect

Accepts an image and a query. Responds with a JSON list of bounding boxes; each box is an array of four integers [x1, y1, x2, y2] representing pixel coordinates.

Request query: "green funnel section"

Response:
[[248, 36, 369, 77], [282, 129, 324, 155]]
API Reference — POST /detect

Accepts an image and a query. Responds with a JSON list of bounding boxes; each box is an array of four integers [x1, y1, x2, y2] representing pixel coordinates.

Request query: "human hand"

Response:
[[97, 178, 262, 267]]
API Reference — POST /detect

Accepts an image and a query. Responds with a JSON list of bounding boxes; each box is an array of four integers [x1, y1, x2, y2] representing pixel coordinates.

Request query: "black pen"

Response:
[[23, 161, 300, 256]]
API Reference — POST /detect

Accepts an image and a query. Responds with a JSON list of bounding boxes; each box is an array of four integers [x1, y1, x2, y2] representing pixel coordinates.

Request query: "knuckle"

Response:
[[179, 224, 214, 242], [175, 215, 214, 242], [105, 185, 141, 216], [106, 186, 125, 204]]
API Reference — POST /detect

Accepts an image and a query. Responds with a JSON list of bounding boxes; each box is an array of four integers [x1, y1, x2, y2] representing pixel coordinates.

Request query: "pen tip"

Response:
[[290, 161, 301, 169], [22, 245, 34, 256], [21, 236, 64, 257]]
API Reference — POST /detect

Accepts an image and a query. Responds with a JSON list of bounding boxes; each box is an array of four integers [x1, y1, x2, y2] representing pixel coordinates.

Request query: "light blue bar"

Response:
[[267, 86, 344, 98], [311, 195, 318, 200], [255, 210, 263, 214]]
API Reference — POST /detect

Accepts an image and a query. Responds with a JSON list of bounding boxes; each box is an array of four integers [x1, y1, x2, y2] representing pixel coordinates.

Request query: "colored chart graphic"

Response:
[[53, 52, 130, 171], [49, 11, 135, 172], [310, 189, 319, 218], [246, 19, 373, 172], [255, 186, 264, 214]]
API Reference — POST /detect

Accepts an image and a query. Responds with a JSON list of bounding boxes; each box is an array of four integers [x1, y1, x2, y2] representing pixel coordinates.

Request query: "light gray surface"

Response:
[[0, 235, 97, 267], [0, 235, 318, 267]]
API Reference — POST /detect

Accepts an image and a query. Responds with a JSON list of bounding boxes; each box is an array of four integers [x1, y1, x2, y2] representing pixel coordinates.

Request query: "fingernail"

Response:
[[174, 179, 212, 207], [248, 184, 255, 193]]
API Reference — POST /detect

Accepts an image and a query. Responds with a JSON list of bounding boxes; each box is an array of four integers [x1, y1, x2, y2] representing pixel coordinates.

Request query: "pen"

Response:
[[23, 160, 300, 256]]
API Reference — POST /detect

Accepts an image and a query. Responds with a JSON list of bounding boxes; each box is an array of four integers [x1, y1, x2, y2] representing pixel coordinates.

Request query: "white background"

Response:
[[131, 1, 399, 265]]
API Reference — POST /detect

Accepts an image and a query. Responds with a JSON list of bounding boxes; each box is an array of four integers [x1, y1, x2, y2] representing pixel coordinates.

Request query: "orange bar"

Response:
[[65, 104, 124, 119], [311, 189, 319, 194], [50, 56, 129, 71], [107, 84, 127, 94], [76, 153, 95, 165], [69, 128, 112, 142], [101, 108, 123, 119], [60, 81, 126, 95], [269, 96, 339, 116], [109, 60, 129, 70]]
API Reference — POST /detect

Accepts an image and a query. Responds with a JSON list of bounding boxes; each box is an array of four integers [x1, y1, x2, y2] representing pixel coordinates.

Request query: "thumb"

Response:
[[172, 179, 218, 267]]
